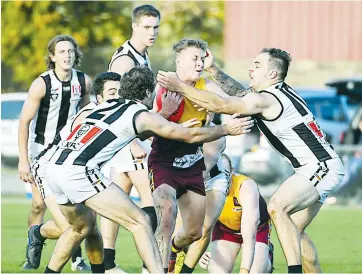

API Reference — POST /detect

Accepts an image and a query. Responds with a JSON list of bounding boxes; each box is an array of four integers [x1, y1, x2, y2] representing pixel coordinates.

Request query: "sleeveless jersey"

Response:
[[30, 69, 86, 146], [218, 173, 269, 233], [36, 102, 97, 163], [255, 82, 339, 169], [149, 78, 208, 170], [48, 99, 148, 169], [108, 40, 151, 71]]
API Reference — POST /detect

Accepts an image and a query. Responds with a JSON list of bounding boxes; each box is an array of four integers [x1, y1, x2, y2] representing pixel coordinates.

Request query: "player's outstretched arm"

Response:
[[239, 179, 260, 273], [134, 112, 254, 144], [18, 77, 46, 183], [157, 71, 270, 115]]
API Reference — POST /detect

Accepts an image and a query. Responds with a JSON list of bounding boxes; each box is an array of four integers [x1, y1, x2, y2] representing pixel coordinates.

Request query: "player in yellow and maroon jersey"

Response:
[[199, 154, 273, 274], [149, 38, 253, 273]]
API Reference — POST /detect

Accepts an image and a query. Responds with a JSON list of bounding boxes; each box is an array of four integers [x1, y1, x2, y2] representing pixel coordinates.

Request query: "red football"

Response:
[[155, 86, 185, 123]]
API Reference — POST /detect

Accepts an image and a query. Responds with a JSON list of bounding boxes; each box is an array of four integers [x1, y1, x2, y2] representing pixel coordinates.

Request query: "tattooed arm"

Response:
[[205, 65, 248, 97]]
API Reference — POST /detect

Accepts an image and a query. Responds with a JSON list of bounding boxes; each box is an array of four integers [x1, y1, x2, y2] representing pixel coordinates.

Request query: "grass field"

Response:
[[1, 196, 362, 273]]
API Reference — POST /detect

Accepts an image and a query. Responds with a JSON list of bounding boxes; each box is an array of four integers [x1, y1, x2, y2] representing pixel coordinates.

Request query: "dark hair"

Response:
[[261, 48, 292, 79], [92, 72, 121, 97], [173, 38, 208, 55], [119, 67, 156, 101], [45, 35, 82, 70], [132, 5, 161, 23]]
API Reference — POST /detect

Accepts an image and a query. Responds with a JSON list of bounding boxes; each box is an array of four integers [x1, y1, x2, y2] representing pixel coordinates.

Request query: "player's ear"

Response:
[[175, 56, 180, 68], [96, 94, 103, 104], [50, 54, 56, 63], [145, 89, 151, 98], [269, 69, 277, 80], [132, 22, 137, 31]]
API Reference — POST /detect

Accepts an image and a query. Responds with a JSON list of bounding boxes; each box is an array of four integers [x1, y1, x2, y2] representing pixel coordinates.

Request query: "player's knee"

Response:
[[186, 227, 202, 242], [72, 215, 96, 237], [130, 212, 153, 234], [202, 223, 214, 238], [268, 198, 287, 217], [31, 198, 46, 215]]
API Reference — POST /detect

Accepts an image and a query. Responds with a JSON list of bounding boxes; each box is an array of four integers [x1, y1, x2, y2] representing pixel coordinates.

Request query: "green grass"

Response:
[[1, 197, 362, 273]]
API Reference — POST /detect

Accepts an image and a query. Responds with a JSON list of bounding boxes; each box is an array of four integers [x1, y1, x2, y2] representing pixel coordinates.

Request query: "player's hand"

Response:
[[18, 159, 35, 184], [224, 115, 254, 136], [199, 251, 211, 270], [157, 71, 182, 92], [204, 49, 215, 71], [158, 91, 183, 119], [130, 140, 147, 159], [181, 118, 201, 128]]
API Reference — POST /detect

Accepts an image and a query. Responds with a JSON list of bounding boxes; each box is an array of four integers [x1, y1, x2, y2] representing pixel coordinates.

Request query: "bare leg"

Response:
[[209, 240, 240, 273], [291, 203, 323, 273], [47, 203, 98, 271], [28, 183, 46, 227], [184, 189, 225, 268], [152, 184, 178, 268], [39, 195, 69, 239], [86, 183, 164, 274], [100, 169, 131, 252], [174, 191, 206, 248], [249, 242, 272, 273], [268, 173, 320, 266], [128, 169, 154, 208]]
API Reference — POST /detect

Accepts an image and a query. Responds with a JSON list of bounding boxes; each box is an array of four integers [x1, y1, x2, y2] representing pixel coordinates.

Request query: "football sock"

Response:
[[180, 263, 194, 273], [288, 265, 302, 273], [34, 225, 46, 242], [90, 262, 105, 273], [71, 246, 82, 263], [104, 248, 116, 270]]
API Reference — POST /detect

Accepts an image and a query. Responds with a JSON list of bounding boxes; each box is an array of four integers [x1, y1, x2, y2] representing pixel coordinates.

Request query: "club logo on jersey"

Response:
[[72, 84, 82, 96], [61, 124, 103, 151], [73, 125, 91, 141], [233, 197, 241, 207], [50, 87, 60, 101]]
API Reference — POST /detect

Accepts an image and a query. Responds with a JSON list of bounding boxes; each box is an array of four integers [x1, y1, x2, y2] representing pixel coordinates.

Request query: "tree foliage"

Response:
[[1, 1, 224, 90]]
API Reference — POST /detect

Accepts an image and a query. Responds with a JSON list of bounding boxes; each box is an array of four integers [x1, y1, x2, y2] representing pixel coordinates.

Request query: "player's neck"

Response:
[[54, 67, 72, 82], [176, 71, 196, 86], [129, 37, 147, 56], [256, 79, 283, 91]]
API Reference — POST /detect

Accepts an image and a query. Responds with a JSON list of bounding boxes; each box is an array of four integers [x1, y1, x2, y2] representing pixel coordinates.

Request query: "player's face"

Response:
[[248, 53, 271, 91], [97, 80, 120, 103], [177, 47, 206, 82], [133, 16, 160, 47], [51, 41, 76, 71]]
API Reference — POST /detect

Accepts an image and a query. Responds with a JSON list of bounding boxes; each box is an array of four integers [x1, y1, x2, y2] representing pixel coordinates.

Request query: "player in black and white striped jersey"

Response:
[[157, 48, 345, 274], [104, 5, 162, 273], [18, 35, 92, 271]]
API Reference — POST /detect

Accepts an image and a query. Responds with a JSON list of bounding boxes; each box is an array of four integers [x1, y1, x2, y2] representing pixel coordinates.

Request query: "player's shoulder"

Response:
[[29, 76, 47, 95], [232, 173, 250, 184]]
